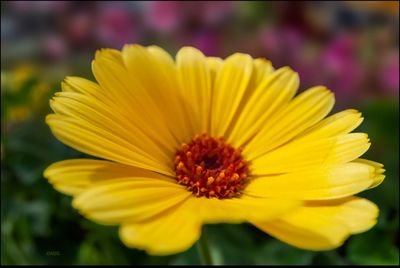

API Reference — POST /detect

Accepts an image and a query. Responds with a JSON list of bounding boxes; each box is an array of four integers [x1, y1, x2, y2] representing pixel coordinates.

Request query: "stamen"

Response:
[[174, 134, 249, 199]]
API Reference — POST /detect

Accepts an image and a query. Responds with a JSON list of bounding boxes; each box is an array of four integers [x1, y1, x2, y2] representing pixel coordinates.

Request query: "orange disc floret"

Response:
[[174, 134, 249, 199]]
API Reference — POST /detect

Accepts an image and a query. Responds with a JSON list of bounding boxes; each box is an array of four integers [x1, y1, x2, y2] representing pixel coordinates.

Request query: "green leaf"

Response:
[[255, 240, 315, 265], [347, 229, 399, 265], [312, 251, 347, 265], [169, 244, 201, 265], [205, 224, 255, 265]]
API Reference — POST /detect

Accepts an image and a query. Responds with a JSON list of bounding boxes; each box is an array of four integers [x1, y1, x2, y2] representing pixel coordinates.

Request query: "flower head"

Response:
[[44, 45, 384, 255]]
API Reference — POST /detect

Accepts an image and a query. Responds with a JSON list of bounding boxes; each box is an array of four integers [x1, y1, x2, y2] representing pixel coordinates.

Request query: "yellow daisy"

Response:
[[44, 45, 385, 256]]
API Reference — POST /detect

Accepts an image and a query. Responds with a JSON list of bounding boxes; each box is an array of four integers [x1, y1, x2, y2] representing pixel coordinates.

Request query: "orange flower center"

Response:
[[174, 134, 249, 199]]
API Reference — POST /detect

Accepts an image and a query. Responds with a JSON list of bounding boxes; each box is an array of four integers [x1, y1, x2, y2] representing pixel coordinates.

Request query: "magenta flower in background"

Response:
[[260, 29, 368, 102], [64, 11, 94, 47], [199, 1, 235, 26], [43, 35, 67, 60], [62, 4, 139, 50], [380, 50, 399, 95], [259, 26, 317, 90], [144, 1, 179, 33], [95, 6, 138, 48], [318, 34, 365, 99], [142, 1, 234, 56], [180, 31, 220, 56], [144, 1, 235, 33], [260, 27, 304, 66]]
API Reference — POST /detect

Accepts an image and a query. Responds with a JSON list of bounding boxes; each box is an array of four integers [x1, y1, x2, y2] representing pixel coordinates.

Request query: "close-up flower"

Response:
[[43, 44, 385, 255]]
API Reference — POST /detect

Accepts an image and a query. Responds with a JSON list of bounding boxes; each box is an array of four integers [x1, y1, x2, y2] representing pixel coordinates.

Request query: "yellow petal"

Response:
[[50, 91, 175, 164], [91, 48, 180, 150], [251, 58, 275, 86], [176, 47, 212, 133], [61, 76, 108, 102], [296, 109, 364, 140], [95, 48, 124, 64], [206, 56, 223, 83], [224, 58, 275, 140], [43, 159, 175, 196], [252, 197, 378, 250], [46, 114, 174, 176], [121, 44, 194, 142], [182, 195, 301, 223], [91, 49, 139, 114], [210, 53, 253, 137], [228, 67, 298, 146], [119, 203, 201, 255], [353, 159, 385, 189], [58, 48, 181, 169], [251, 133, 370, 174], [245, 86, 335, 159], [246, 162, 375, 200], [72, 177, 190, 224]]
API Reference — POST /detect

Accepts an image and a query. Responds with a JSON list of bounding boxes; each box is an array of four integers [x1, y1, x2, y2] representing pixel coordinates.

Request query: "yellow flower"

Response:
[[2, 65, 52, 124], [11, 64, 37, 90], [44, 45, 384, 255]]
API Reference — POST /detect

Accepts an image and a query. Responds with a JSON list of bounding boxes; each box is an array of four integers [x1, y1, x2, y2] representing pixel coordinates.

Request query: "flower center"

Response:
[[174, 134, 249, 199]]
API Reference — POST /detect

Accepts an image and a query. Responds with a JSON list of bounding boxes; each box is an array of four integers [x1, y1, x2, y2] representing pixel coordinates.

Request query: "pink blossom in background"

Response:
[[260, 27, 305, 66], [259, 26, 316, 88], [181, 31, 220, 56], [318, 34, 365, 99], [43, 35, 67, 60], [64, 12, 94, 47], [260, 29, 367, 101], [144, 1, 180, 33], [199, 1, 235, 26], [95, 6, 138, 48], [260, 28, 283, 63], [144, 1, 235, 33], [380, 50, 399, 95]]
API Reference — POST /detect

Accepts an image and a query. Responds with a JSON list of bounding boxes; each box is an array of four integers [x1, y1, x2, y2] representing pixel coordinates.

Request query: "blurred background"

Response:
[[1, 1, 399, 265]]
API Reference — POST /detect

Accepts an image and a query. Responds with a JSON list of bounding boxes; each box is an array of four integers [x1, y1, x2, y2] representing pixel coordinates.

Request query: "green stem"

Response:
[[197, 228, 214, 265]]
